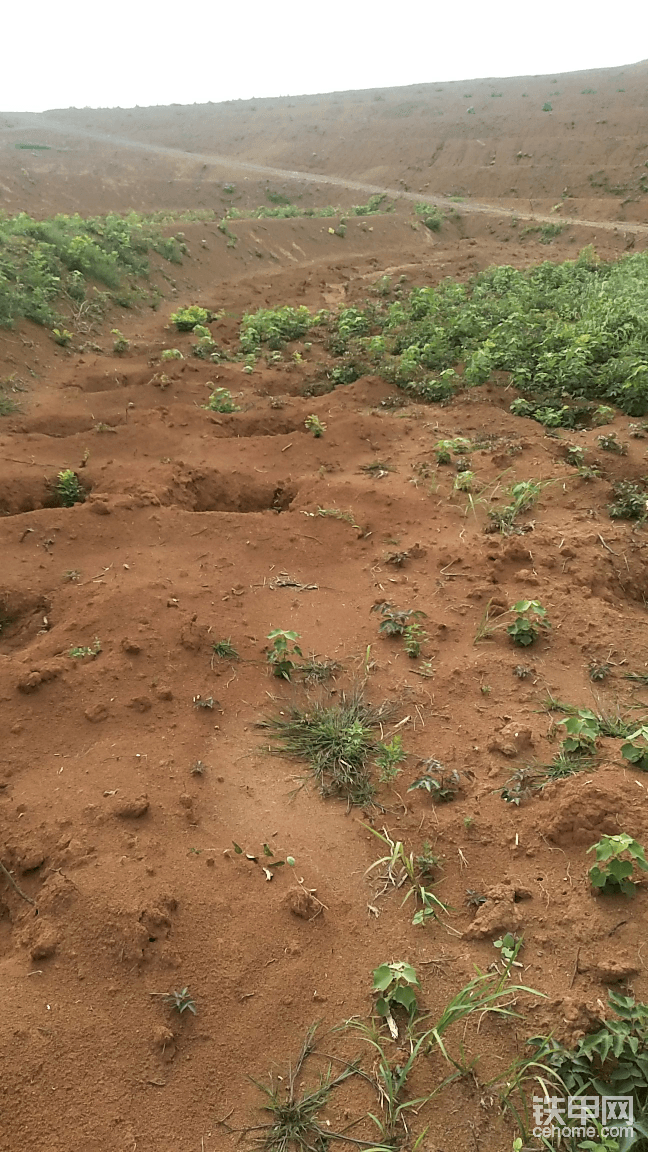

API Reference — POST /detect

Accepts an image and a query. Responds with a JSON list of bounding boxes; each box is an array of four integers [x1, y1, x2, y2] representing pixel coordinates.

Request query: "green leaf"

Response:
[[233, 842, 243, 854], [263, 843, 274, 856], [372, 965, 393, 992]]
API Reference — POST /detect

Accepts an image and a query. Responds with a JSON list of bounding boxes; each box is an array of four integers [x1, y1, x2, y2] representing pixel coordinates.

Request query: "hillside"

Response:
[[1, 61, 648, 1152]]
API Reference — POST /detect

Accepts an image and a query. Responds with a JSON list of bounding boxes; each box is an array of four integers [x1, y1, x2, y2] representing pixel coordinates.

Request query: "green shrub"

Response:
[[506, 600, 550, 646], [414, 203, 444, 231], [56, 469, 85, 507], [161, 348, 183, 360], [170, 306, 211, 331], [203, 387, 238, 413], [240, 305, 312, 353]]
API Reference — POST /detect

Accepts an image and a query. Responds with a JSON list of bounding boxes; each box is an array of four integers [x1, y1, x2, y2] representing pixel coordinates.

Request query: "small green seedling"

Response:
[[506, 600, 550, 647], [305, 414, 326, 437], [163, 987, 197, 1015], [621, 726, 648, 772], [371, 602, 427, 637], [434, 437, 470, 464], [191, 326, 219, 359], [557, 711, 600, 754], [409, 886, 451, 927], [588, 833, 648, 896], [161, 348, 183, 360], [52, 327, 73, 347], [56, 469, 86, 507], [465, 888, 486, 908], [408, 765, 460, 803], [500, 766, 541, 805], [608, 481, 648, 521], [68, 638, 101, 659], [375, 735, 406, 782], [596, 432, 626, 455], [493, 933, 524, 969], [453, 470, 475, 492], [565, 444, 585, 467], [403, 621, 427, 658], [111, 329, 129, 354], [592, 404, 615, 426], [203, 387, 238, 413], [589, 659, 611, 682], [372, 961, 420, 1027], [212, 638, 239, 660], [170, 306, 211, 331], [267, 629, 302, 680]]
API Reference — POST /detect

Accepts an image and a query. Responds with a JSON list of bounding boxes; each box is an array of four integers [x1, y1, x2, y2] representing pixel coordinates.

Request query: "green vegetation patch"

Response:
[[0, 210, 184, 328]]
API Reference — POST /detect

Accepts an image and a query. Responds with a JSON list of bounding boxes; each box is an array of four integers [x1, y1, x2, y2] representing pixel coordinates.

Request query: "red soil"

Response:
[[1, 60, 648, 1152]]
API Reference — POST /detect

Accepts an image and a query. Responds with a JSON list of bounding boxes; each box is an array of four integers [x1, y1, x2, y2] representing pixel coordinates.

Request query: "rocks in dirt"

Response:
[[590, 953, 639, 984], [16, 659, 65, 693], [4, 840, 47, 873], [113, 795, 149, 819], [29, 926, 59, 961], [127, 695, 152, 712], [121, 638, 141, 654], [140, 897, 177, 940], [487, 721, 534, 758], [156, 686, 173, 700], [462, 883, 530, 940], [84, 702, 110, 723], [151, 1026, 176, 1062], [36, 871, 76, 914], [285, 887, 322, 920], [179, 614, 208, 652], [88, 497, 111, 515], [547, 996, 605, 1046], [539, 775, 639, 845]]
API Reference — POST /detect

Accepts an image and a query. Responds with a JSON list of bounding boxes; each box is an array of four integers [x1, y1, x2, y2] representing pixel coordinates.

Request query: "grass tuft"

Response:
[[260, 692, 393, 805]]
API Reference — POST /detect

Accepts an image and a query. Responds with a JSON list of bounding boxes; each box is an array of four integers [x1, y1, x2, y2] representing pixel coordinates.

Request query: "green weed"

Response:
[[522, 990, 648, 1149], [414, 203, 444, 231], [608, 480, 648, 520], [375, 735, 406, 783], [249, 1024, 362, 1152], [304, 414, 326, 437], [111, 328, 129, 354], [372, 603, 427, 637], [261, 692, 393, 805], [68, 638, 101, 659], [266, 629, 302, 681], [408, 766, 460, 802], [212, 638, 239, 661], [170, 306, 210, 331], [56, 469, 85, 507], [487, 480, 548, 535], [621, 725, 648, 771], [161, 987, 197, 1015], [588, 833, 648, 896], [506, 600, 550, 647], [203, 387, 238, 413], [0, 209, 182, 329]]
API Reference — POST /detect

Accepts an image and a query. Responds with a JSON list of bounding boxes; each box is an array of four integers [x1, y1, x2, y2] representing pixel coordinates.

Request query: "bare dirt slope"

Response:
[[1, 62, 648, 1152]]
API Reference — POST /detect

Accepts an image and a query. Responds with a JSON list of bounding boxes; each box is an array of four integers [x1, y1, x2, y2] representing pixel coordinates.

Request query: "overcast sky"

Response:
[[2, 0, 645, 112]]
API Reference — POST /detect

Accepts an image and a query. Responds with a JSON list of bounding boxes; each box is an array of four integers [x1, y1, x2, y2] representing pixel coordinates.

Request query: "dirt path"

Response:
[[9, 110, 648, 235]]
